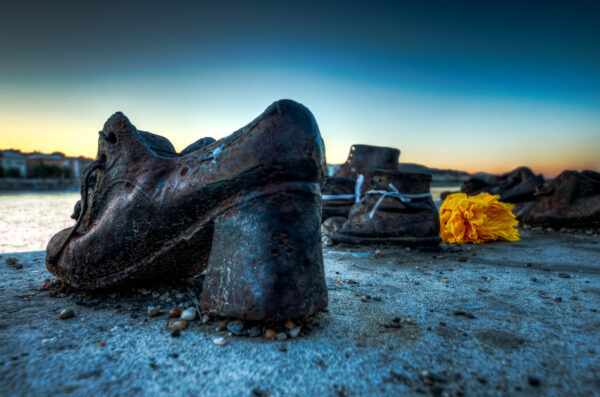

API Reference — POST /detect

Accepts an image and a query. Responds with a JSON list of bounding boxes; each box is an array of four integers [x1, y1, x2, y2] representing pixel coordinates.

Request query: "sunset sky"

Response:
[[1, 1, 599, 176]]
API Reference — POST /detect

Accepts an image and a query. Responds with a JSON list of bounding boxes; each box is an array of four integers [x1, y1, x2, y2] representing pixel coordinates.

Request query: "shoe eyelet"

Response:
[[106, 132, 117, 143]]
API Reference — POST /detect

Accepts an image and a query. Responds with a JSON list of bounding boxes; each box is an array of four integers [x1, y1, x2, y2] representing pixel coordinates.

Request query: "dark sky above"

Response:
[[1, 0, 599, 173], [3, 0, 599, 87]]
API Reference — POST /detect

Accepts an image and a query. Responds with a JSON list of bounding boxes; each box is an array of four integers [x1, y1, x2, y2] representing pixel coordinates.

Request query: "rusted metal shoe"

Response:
[[334, 144, 400, 189], [461, 166, 545, 203], [516, 170, 600, 229], [322, 144, 399, 218], [46, 99, 328, 321], [322, 170, 441, 245]]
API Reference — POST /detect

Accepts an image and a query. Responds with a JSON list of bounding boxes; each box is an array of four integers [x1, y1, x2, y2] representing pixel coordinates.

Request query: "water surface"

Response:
[[0, 193, 77, 253], [0, 186, 458, 253]]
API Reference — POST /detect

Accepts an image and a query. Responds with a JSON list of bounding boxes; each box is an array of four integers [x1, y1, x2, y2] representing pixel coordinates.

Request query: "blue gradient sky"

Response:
[[1, 0, 599, 176]]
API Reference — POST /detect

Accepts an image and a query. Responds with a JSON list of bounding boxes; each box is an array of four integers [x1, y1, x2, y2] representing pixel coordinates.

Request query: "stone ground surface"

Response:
[[1, 230, 599, 396]]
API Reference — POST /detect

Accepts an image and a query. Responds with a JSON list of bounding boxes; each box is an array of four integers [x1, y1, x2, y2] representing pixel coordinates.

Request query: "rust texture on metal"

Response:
[[322, 170, 441, 246], [322, 144, 400, 219], [334, 144, 400, 185], [461, 166, 545, 203], [516, 170, 600, 228]]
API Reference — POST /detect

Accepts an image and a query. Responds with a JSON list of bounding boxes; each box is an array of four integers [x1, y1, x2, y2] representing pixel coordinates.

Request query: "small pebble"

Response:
[[139, 289, 151, 295], [265, 329, 277, 340], [98, 341, 106, 347], [168, 320, 187, 331], [227, 320, 245, 335], [147, 306, 161, 316], [217, 320, 229, 331], [322, 236, 334, 247], [201, 314, 211, 324], [180, 308, 197, 321], [442, 278, 449, 283], [288, 326, 302, 338], [284, 320, 295, 330], [152, 291, 160, 298], [276, 333, 287, 341], [213, 337, 227, 346], [558, 273, 571, 279], [59, 309, 74, 320], [169, 307, 182, 318], [374, 249, 382, 257]]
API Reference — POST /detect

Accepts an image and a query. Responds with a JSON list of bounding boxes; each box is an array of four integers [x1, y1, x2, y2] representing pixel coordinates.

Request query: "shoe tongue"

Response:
[[137, 130, 177, 157], [180, 137, 217, 155]]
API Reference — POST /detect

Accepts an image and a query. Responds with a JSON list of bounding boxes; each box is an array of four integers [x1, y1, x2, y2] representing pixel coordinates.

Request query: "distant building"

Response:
[[0, 149, 93, 179], [26, 152, 66, 177], [64, 156, 93, 179], [26, 152, 93, 179], [0, 150, 27, 177]]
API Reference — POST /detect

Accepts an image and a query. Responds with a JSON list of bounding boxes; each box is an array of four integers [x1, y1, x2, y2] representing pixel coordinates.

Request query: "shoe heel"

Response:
[[200, 186, 328, 321]]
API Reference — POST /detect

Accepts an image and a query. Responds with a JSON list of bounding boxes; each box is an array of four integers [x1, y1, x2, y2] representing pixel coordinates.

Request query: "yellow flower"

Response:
[[439, 193, 520, 244]]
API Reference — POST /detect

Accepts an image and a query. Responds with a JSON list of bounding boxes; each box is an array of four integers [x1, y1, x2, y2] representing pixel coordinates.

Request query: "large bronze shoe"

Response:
[[516, 170, 600, 229], [322, 170, 441, 245], [46, 99, 328, 321]]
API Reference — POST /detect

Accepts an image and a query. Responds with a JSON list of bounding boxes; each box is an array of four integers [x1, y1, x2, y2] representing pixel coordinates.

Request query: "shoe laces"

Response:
[[366, 184, 432, 219]]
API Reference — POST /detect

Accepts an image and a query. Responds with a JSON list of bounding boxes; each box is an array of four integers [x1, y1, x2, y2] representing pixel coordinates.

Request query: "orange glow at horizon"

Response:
[[2, 117, 597, 178]]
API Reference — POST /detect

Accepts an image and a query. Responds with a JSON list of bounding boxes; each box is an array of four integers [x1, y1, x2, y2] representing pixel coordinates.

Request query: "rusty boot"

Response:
[[322, 144, 399, 219], [46, 99, 328, 321], [516, 170, 600, 229], [322, 170, 441, 245], [334, 144, 400, 188]]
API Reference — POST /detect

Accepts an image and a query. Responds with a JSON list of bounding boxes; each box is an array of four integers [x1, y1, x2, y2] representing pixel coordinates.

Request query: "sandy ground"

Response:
[[1, 230, 599, 396]]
